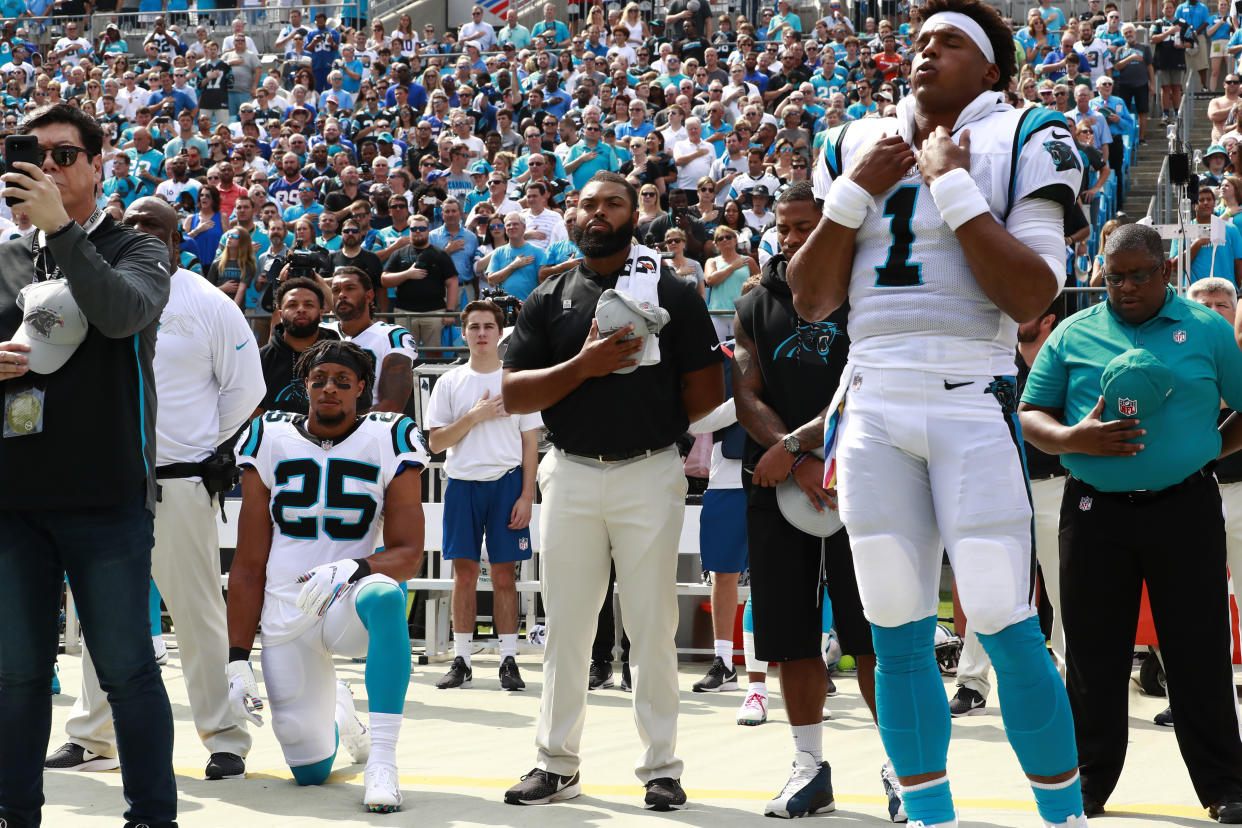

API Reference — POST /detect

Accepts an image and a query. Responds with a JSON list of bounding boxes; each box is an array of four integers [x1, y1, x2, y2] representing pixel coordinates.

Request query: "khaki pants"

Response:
[[534, 448, 687, 783], [1221, 481, 1242, 673], [398, 309, 446, 354], [957, 475, 1066, 697], [66, 479, 252, 758]]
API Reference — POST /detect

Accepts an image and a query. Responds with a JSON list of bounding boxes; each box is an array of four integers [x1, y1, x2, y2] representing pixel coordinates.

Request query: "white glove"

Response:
[[226, 660, 265, 727], [295, 559, 360, 618]]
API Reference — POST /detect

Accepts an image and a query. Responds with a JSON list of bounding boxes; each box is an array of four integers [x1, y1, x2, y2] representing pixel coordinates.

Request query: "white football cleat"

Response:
[[736, 691, 768, 726], [335, 680, 370, 764], [363, 762, 403, 813]]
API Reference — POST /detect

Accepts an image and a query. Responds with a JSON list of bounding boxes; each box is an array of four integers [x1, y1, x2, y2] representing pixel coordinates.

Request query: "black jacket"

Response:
[[0, 216, 171, 512], [257, 322, 341, 414]]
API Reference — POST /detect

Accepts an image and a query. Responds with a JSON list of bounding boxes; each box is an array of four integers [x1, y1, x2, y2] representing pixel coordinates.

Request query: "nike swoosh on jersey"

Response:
[[1051, 131, 1071, 140], [235, 342, 248, 350], [943, 380, 973, 390]]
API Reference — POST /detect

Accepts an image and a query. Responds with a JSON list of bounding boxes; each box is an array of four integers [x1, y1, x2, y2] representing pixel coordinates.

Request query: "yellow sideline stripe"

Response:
[[174, 767, 1206, 817]]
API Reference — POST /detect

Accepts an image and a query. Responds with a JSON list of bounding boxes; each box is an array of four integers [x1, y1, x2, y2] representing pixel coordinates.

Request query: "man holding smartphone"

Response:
[[0, 105, 176, 827]]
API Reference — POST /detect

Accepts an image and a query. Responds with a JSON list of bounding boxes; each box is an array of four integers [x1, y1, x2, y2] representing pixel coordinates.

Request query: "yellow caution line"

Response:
[[174, 768, 1207, 817]]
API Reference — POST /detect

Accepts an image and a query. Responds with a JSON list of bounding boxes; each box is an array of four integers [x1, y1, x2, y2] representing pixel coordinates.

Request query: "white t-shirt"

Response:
[[673, 138, 715, 190], [154, 268, 266, 466], [520, 207, 568, 250], [425, 364, 542, 481]]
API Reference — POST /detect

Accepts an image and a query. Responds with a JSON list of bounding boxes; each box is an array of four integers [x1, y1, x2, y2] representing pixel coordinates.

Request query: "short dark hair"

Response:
[[275, 275, 325, 308], [461, 298, 505, 328], [583, 170, 638, 210], [332, 264, 373, 292], [1103, 222, 1163, 264], [775, 181, 816, 210], [18, 103, 104, 157], [918, 0, 1017, 91]]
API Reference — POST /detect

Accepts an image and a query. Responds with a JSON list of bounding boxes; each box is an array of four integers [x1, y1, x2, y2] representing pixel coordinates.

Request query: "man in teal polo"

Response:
[[1019, 223, 1242, 824]]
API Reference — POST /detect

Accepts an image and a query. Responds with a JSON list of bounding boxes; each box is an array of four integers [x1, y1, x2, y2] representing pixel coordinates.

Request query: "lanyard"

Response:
[[31, 208, 105, 284]]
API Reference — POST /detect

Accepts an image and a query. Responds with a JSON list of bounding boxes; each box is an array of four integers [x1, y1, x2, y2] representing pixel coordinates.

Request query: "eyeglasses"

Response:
[[1055, 91, 1068, 97], [698, 185, 714, 192], [24, 145, 89, 167], [341, 228, 360, 235], [666, 237, 684, 244], [641, 191, 657, 197], [792, 164, 808, 169], [715, 234, 737, 242], [389, 202, 408, 210], [1103, 264, 1162, 287], [1229, 80, 1242, 85]]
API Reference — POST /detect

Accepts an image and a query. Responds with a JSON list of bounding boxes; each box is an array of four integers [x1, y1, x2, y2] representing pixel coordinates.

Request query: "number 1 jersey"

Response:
[[237, 410, 430, 644], [812, 101, 1081, 376]]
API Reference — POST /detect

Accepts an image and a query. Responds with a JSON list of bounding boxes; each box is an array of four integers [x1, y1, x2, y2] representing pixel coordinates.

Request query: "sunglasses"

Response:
[[409, 225, 429, 231], [389, 203, 408, 209], [24, 144, 89, 167], [641, 191, 657, 197]]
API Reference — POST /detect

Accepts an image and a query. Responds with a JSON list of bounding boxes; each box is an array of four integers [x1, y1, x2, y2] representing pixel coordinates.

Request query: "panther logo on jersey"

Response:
[[774, 320, 841, 365], [23, 307, 63, 339], [1042, 140, 1081, 173]]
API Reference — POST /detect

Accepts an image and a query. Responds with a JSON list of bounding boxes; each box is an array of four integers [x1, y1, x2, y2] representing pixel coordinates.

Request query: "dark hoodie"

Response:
[[733, 254, 851, 470], [257, 322, 341, 413]]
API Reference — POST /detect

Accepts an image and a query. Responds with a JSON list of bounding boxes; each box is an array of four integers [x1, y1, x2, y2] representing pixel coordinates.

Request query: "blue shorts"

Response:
[[699, 488, 749, 573], [442, 467, 533, 564]]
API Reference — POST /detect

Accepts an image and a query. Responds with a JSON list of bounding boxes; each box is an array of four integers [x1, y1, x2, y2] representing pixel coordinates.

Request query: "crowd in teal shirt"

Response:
[[1023, 288, 1242, 491]]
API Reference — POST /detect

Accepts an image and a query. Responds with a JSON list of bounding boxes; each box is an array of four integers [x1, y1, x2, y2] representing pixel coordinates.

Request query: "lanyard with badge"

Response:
[[4, 209, 103, 438]]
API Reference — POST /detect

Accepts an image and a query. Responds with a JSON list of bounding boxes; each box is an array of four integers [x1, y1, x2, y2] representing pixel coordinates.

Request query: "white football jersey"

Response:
[[813, 98, 1081, 375], [236, 410, 429, 644], [326, 320, 418, 408]]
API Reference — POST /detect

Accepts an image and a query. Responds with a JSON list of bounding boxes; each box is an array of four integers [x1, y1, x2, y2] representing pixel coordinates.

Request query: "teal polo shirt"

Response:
[[1023, 288, 1242, 492]]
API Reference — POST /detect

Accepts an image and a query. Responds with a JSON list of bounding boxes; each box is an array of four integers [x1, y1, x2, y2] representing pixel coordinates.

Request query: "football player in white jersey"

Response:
[[789, 1, 1086, 826], [327, 266, 417, 413], [226, 340, 429, 813]]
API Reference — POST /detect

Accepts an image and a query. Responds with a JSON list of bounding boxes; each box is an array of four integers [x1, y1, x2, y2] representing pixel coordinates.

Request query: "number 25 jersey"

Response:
[[812, 98, 1081, 376], [237, 410, 430, 644]]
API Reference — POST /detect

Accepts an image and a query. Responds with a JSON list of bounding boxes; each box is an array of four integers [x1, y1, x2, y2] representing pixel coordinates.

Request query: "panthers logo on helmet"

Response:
[[1042, 140, 1081, 173], [24, 307, 64, 339], [934, 624, 963, 676], [634, 256, 657, 273]]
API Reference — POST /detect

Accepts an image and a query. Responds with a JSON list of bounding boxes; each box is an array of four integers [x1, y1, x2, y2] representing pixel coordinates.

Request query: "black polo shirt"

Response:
[[385, 243, 457, 312], [503, 257, 722, 455]]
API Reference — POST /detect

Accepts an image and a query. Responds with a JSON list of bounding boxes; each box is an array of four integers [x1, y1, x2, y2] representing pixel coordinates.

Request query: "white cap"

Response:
[[775, 449, 845, 537], [12, 279, 88, 374], [594, 288, 669, 375]]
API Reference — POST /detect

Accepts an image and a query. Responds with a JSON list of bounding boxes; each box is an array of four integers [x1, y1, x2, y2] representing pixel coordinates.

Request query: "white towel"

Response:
[[615, 242, 664, 307]]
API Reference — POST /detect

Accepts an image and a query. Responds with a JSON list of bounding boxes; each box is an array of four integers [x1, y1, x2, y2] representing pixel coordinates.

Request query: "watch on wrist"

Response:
[[782, 433, 801, 456]]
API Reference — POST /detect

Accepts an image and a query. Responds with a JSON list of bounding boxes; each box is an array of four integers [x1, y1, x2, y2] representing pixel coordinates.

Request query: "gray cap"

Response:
[[11, 278, 88, 374], [594, 288, 669, 374]]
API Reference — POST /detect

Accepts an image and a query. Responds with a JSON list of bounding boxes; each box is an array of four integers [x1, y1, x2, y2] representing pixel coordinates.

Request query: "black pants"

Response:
[[1060, 474, 1242, 807]]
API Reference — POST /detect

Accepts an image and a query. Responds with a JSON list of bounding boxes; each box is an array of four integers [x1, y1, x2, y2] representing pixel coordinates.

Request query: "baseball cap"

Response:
[[776, 448, 845, 537], [468, 160, 489, 174], [1100, 348, 1174, 421], [594, 288, 669, 374], [377, 131, 395, 143], [752, 184, 771, 197], [1205, 144, 1228, 159], [12, 279, 89, 374]]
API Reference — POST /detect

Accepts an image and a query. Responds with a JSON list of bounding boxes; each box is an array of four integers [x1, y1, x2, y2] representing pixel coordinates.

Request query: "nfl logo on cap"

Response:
[[1117, 398, 1138, 417]]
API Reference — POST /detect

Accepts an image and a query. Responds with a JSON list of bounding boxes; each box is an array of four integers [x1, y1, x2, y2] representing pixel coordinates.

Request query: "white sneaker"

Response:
[[765, 750, 835, 818], [881, 760, 907, 823], [1044, 816, 1089, 827], [363, 761, 403, 813], [335, 680, 370, 764], [152, 635, 168, 666], [909, 820, 958, 828], [736, 691, 768, 726]]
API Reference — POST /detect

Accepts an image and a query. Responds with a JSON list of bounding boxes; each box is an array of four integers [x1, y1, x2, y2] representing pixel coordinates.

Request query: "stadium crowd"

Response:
[[8, 0, 1242, 823]]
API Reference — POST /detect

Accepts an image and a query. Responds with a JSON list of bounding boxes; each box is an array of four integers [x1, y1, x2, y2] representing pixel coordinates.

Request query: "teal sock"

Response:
[[356, 582, 411, 715], [901, 779, 955, 825]]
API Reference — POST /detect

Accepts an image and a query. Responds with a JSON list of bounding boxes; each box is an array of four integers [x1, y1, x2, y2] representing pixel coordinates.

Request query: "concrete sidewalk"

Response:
[[40, 645, 1209, 827]]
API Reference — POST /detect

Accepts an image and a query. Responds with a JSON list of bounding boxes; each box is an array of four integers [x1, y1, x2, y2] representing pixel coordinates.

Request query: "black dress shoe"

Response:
[[1083, 793, 1105, 817], [1211, 800, 1242, 823]]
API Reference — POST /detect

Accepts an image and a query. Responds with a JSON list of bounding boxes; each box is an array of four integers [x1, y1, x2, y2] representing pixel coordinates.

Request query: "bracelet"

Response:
[[228, 646, 251, 663], [791, 452, 810, 472], [929, 168, 991, 232], [824, 176, 873, 229]]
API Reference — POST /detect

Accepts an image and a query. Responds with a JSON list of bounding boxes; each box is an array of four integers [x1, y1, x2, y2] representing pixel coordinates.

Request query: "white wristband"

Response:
[[929, 167, 991, 232], [824, 176, 874, 229]]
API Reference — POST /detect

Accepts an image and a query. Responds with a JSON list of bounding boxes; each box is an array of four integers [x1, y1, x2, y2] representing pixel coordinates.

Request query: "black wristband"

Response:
[[348, 557, 372, 582], [228, 646, 251, 663]]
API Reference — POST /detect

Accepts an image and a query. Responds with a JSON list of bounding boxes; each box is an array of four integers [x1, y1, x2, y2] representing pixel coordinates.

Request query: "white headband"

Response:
[[920, 11, 996, 64]]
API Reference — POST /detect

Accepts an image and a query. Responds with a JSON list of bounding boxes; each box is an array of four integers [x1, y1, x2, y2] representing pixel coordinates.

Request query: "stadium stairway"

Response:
[[1130, 106, 1216, 218]]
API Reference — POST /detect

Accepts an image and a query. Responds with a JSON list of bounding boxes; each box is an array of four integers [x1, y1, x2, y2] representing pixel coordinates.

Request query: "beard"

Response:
[[313, 405, 348, 428], [335, 301, 363, 323], [283, 313, 321, 338], [572, 216, 637, 258]]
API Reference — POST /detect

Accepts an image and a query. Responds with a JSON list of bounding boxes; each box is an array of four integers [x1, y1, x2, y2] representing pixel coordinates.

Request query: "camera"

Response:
[[288, 248, 330, 280], [480, 287, 523, 327]]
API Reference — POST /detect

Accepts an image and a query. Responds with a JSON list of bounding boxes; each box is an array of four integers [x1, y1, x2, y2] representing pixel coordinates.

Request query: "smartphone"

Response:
[[4, 135, 39, 209]]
